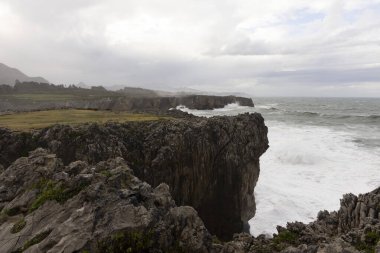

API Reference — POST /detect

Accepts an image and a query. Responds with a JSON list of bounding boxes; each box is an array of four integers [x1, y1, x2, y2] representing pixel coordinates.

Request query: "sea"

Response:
[[177, 97, 380, 236]]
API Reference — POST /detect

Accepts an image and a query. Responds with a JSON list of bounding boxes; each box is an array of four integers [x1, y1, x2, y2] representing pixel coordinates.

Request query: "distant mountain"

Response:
[[0, 63, 48, 86]]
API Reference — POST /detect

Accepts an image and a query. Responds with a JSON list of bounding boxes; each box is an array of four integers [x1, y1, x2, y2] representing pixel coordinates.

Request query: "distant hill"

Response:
[[116, 86, 158, 97], [0, 63, 48, 86]]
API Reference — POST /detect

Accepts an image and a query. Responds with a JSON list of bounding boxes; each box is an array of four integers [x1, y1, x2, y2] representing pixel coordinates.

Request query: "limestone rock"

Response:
[[0, 150, 213, 253], [0, 113, 269, 240]]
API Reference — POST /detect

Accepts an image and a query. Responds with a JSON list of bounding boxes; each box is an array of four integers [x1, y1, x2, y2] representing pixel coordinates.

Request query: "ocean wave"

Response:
[[285, 110, 380, 121], [250, 122, 380, 236], [256, 104, 279, 111], [296, 111, 320, 117]]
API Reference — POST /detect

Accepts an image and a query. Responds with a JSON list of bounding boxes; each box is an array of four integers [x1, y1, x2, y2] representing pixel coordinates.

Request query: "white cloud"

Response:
[[0, 0, 379, 96]]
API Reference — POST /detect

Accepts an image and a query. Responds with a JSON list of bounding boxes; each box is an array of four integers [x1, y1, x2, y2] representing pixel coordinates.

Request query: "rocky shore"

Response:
[[1, 149, 379, 252], [0, 113, 379, 252]]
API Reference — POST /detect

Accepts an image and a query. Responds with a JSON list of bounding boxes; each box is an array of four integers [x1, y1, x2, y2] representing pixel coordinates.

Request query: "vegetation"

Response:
[[100, 170, 112, 178], [0, 109, 170, 131], [12, 229, 52, 253], [355, 231, 380, 253], [29, 179, 90, 212], [97, 230, 154, 253], [273, 230, 298, 244], [4, 207, 22, 216], [11, 218, 26, 234], [97, 230, 186, 253], [211, 235, 222, 244], [0, 211, 8, 225], [1, 93, 79, 101], [0, 82, 158, 101], [271, 230, 299, 251]]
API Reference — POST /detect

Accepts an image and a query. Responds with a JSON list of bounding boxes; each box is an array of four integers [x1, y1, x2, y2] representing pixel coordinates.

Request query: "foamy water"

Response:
[[177, 98, 380, 236]]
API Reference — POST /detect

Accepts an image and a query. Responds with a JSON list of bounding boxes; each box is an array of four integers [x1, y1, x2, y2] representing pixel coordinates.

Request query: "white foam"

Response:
[[256, 103, 279, 110], [250, 121, 380, 236], [176, 103, 255, 117], [178, 104, 380, 237]]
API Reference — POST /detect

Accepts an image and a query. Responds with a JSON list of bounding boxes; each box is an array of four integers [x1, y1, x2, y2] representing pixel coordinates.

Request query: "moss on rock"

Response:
[[10, 218, 26, 234]]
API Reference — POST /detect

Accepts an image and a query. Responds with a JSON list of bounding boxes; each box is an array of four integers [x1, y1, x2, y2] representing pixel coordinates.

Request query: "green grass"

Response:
[[0, 93, 79, 101], [29, 179, 90, 212], [0, 92, 123, 102], [0, 109, 170, 131]]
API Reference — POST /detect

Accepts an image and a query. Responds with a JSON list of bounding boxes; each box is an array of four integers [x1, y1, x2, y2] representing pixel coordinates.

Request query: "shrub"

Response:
[[355, 231, 380, 253], [11, 218, 26, 233], [29, 179, 89, 212]]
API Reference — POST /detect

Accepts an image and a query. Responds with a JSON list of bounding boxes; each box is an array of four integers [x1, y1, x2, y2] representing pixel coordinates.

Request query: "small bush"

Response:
[[4, 207, 22, 216], [12, 229, 52, 252], [98, 230, 154, 253], [29, 179, 89, 212], [100, 170, 112, 178], [354, 231, 380, 253], [212, 235, 222, 244], [11, 218, 26, 233], [273, 230, 298, 245]]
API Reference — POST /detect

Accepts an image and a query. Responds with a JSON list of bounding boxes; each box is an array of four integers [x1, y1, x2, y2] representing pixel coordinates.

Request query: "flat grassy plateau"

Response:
[[0, 109, 169, 131]]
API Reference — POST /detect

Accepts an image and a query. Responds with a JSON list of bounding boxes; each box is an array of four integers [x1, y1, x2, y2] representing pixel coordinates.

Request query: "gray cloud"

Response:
[[0, 0, 379, 96]]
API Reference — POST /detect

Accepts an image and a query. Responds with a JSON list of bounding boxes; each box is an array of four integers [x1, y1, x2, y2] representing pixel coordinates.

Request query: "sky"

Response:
[[0, 0, 379, 96]]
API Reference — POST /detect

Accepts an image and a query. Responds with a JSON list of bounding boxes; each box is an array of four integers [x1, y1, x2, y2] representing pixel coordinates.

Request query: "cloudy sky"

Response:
[[0, 0, 379, 96]]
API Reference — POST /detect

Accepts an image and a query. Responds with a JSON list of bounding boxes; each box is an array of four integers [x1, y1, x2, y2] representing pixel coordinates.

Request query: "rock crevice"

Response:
[[0, 113, 269, 240]]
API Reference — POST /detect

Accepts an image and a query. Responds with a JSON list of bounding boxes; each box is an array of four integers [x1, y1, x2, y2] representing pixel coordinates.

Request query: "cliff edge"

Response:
[[0, 113, 268, 240], [1, 148, 379, 252]]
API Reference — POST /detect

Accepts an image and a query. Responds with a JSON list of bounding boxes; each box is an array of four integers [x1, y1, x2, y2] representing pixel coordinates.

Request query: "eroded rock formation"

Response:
[[0, 149, 214, 252], [222, 188, 380, 253], [0, 113, 268, 240], [1, 149, 379, 253]]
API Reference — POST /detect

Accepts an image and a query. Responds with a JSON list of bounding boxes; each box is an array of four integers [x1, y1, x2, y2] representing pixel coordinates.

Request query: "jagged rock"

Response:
[[338, 188, 380, 233], [0, 150, 214, 252], [0, 113, 269, 240], [1, 121, 380, 252]]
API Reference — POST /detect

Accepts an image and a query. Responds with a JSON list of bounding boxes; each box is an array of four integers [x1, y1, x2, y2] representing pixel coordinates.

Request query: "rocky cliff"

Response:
[[0, 149, 214, 252], [1, 149, 379, 253], [0, 94, 254, 113], [0, 113, 268, 240], [111, 95, 254, 111], [223, 187, 380, 253]]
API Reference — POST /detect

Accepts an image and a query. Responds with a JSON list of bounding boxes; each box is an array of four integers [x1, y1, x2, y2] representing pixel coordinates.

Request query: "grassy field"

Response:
[[2, 94, 79, 101], [0, 93, 122, 102], [0, 109, 169, 131]]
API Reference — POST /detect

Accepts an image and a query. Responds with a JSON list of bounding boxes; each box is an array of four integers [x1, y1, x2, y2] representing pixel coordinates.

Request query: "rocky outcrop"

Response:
[[1, 149, 379, 253], [112, 95, 254, 111], [0, 93, 254, 113], [0, 149, 214, 252], [0, 113, 268, 240], [222, 187, 380, 253]]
